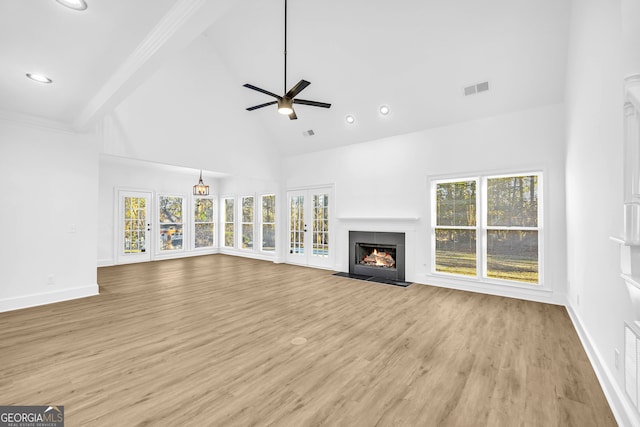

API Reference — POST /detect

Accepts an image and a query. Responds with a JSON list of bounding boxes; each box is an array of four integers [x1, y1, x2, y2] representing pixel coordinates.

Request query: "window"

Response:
[[434, 179, 478, 276], [194, 197, 214, 249], [485, 175, 539, 283], [432, 172, 542, 285], [159, 195, 184, 251], [241, 196, 254, 249], [223, 197, 235, 248], [261, 194, 276, 252]]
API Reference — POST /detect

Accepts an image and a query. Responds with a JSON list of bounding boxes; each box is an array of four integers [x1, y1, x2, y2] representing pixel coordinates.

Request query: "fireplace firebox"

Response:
[[349, 231, 405, 282]]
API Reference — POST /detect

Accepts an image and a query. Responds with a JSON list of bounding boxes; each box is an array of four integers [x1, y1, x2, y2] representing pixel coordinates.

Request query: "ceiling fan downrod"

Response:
[[242, 0, 332, 120]]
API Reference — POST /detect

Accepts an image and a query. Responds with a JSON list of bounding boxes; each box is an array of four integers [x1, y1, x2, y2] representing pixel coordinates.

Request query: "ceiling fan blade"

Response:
[[243, 83, 282, 99], [293, 98, 331, 108], [285, 80, 310, 99], [246, 100, 277, 111], [289, 109, 298, 120]]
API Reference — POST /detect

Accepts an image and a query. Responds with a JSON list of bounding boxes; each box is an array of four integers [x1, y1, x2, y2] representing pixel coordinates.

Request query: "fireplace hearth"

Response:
[[339, 231, 408, 286]]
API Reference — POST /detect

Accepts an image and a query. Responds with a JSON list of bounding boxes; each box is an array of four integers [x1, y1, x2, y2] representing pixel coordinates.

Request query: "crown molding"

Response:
[[0, 109, 76, 134]]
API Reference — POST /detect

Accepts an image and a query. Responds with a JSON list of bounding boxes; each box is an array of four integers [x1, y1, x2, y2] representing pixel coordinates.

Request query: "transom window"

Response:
[[432, 172, 542, 285]]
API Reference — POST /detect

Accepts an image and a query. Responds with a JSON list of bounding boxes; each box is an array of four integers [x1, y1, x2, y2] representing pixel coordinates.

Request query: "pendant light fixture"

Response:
[[193, 170, 209, 196]]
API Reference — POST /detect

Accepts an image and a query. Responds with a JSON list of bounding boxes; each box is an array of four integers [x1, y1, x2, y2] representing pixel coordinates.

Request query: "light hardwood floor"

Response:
[[0, 255, 615, 426]]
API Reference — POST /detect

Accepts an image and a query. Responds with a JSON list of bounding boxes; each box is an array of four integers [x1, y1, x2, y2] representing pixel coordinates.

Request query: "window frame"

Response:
[[430, 171, 544, 287]]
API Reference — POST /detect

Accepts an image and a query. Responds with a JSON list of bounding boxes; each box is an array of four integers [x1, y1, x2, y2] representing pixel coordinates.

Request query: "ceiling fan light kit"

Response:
[[243, 0, 331, 120], [26, 73, 53, 84], [277, 98, 294, 115], [55, 0, 88, 11]]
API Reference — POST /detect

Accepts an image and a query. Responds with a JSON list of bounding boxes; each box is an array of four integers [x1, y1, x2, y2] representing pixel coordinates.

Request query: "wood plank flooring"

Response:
[[0, 255, 615, 426]]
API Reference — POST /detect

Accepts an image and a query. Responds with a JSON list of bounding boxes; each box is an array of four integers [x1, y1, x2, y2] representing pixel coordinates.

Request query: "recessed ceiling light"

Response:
[[379, 105, 390, 115], [55, 0, 88, 11], [345, 115, 355, 124], [26, 73, 53, 84]]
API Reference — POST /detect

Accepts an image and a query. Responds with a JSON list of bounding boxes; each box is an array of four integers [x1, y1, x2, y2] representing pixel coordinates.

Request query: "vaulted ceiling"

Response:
[[0, 0, 570, 156]]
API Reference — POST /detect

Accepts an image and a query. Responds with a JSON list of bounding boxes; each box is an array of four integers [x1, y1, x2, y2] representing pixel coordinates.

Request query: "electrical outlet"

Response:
[[615, 349, 620, 369], [47, 274, 55, 286], [577, 294, 580, 306]]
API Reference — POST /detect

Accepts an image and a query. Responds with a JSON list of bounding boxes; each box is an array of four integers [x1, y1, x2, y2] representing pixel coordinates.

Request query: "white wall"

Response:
[[282, 103, 567, 304], [0, 120, 99, 311], [564, 0, 640, 425]]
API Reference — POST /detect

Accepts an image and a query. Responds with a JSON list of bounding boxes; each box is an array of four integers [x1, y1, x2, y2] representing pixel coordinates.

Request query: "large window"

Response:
[[261, 194, 276, 252], [159, 195, 184, 251], [223, 197, 235, 248], [194, 197, 215, 249], [240, 196, 254, 249], [432, 172, 541, 285]]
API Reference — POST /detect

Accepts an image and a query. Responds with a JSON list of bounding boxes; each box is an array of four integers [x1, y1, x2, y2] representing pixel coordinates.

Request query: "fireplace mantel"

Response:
[[338, 217, 419, 233], [337, 216, 419, 221]]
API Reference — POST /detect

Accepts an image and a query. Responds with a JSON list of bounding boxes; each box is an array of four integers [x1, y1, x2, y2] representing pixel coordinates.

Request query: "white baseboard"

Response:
[[566, 304, 639, 427], [415, 273, 564, 305], [218, 249, 277, 262], [0, 284, 99, 313]]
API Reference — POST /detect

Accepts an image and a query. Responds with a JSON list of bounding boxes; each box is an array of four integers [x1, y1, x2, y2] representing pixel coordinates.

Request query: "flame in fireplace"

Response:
[[373, 249, 384, 266], [362, 248, 395, 268]]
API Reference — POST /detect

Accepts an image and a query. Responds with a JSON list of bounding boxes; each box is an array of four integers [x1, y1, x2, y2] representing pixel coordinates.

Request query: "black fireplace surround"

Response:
[[349, 231, 406, 282]]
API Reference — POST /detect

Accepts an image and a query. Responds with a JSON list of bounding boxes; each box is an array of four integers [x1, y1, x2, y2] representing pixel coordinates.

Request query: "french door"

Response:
[[117, 190, 152, 264], [286, 187, 333, 268]]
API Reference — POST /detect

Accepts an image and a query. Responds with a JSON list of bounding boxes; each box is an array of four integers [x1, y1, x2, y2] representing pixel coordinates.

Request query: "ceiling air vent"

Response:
[[303, 129, 315, 137], [464, 81, 489, 96]]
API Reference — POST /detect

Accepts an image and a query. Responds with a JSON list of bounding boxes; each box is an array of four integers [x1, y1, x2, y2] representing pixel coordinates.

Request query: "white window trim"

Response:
[[430, 171, 544, 289]]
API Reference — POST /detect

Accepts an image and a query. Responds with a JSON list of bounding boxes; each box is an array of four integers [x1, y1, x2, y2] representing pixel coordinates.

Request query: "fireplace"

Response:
[[349, 231, 406, 282]]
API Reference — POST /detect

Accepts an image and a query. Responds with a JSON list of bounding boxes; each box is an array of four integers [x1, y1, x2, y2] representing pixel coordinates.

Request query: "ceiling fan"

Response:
[[243, 0, 331, 120]]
